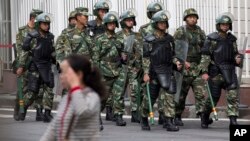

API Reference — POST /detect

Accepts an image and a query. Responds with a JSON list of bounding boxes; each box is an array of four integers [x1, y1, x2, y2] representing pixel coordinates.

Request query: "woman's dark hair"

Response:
[[66, 54, 107, 100]]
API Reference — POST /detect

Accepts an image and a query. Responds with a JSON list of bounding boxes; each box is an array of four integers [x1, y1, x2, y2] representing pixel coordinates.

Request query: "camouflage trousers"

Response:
[[112, 66, 141, 115], [175, 75, 206, 116], [203, 74, 239, 116], [23, 71, 54, 110], [101, 76, 118, 111], [140, 77, 176, 118], [157, 89, 166, 114], [130, 69, 143, 112], [15, 71, 43, 111]]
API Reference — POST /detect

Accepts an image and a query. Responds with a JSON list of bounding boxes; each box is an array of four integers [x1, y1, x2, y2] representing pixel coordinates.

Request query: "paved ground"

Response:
[[0, 108, 250, 141]]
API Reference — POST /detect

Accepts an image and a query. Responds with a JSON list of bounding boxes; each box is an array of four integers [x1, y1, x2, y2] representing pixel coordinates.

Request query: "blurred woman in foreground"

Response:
[[41, 54, 106, 141]]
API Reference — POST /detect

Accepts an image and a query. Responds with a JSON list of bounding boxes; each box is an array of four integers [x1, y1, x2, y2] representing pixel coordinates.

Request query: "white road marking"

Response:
[[1, 108, 250, 122]]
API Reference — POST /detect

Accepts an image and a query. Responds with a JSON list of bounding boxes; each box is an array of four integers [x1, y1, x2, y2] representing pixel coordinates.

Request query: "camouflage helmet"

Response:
[[216, 12, 234, 31], [75, 7, 89, 13], [103, 11, 119, 28], [68, 10, 77, 19], [147, 2, 164, 19], [35, 13, 53, 29], [151, 10, 171, 28], [93, 0, 111, 16], [119, 8, 137, 28], [75, 7, 91, 17], [30, 9, 43, 18], [183, 8, 199, 21]]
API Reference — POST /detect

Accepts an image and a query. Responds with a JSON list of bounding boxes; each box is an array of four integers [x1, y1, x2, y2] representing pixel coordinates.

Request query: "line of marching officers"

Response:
[[13, 0, 244, 132]]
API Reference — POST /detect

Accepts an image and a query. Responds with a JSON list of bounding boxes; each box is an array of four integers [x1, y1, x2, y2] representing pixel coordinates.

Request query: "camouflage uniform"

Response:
[[92, 12, 121, 120], [139, 2, 164, 37], [19, 13, 55, 122], [111, 9, 143, 125], [200, 12, 241, 128], [55, 10, 77, 96], [138, 2, 166, 124], [13, 9, 44, 121], [173, 8, 206, 126], [56, 8, 91, 63], [93, 32, 121, 107], [114, 29, 143, 119], [140, 10, 179, 132], [88, 0, 110, 38]]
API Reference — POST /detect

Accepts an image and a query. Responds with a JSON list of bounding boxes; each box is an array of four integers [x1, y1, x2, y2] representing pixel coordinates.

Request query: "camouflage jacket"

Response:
[[55, 25, 75, 63], [92, 31, 122, 77], [174, 25, 206, 76], [55, 27, 93, 63], [139, 22, 154, 38], [15, 24, 34, 67], [116, 29, 143, 72]]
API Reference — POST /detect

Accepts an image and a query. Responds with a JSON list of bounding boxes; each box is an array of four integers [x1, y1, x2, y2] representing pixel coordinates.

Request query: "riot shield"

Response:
[[174, 39, 189, 103], [237, 36, 248, 108]]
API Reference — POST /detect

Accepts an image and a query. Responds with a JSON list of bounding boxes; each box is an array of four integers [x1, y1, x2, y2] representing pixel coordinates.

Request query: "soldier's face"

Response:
[[77, 15, 88, 26], [98, 9, 108, 19], [157, 21, 167, 31], [124, 18, 134, 28], [220, 23, 230, 32], [40, 22, 50, 31], [107, 22, 116, 31], [186, 15, 197, 26]]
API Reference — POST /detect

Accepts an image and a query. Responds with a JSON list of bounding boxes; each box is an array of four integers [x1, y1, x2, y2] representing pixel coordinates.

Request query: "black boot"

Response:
[[43, 109, 53, 122], [13, 102, 20, 121], [105, 106, 113, 121], [99, 115, 104, 131], [116, 114, 126, 126], [158, 112, 164, 125], [18, 107, 27, 121], [229, 116, 238, 125], [112, 114, 117, 122], [174, 115, 184, 126], [141, 117, 150, 130], [164, 117, 179, 131], [131, 111, 140, 123], [36, 108, 44, 121], [201, 112, 211, 129]]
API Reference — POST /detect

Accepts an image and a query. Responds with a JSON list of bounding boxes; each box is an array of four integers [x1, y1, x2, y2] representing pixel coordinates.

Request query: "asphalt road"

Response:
[[0, 108, 250, 141]]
